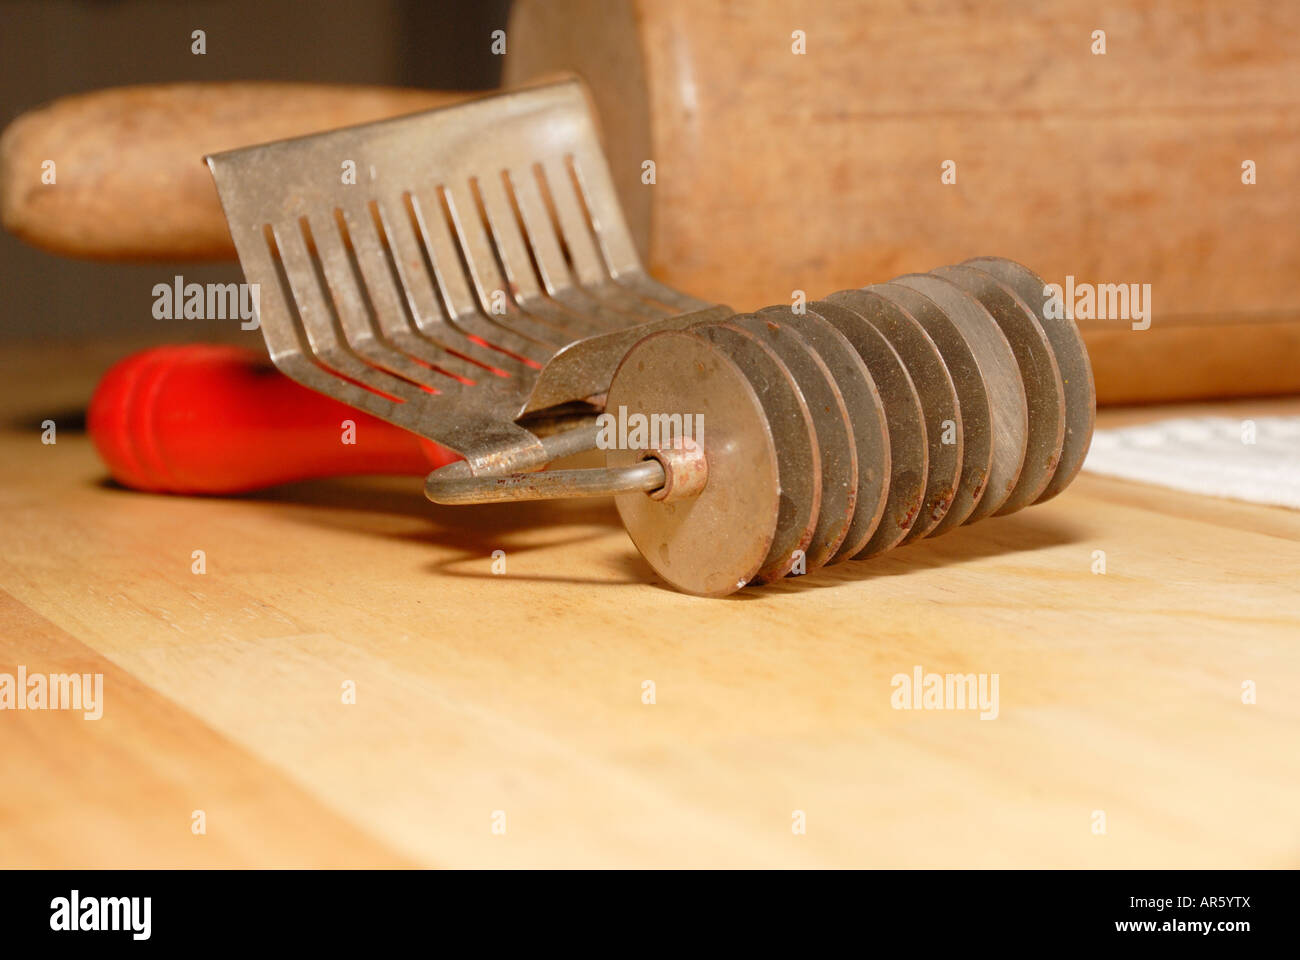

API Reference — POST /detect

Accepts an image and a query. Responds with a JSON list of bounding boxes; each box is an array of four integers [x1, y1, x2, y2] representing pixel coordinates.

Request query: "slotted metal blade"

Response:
[[207, 80, 714, 474]]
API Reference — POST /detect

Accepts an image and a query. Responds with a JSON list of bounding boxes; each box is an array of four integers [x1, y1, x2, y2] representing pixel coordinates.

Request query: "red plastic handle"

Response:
[[87, 344, 461, 494]]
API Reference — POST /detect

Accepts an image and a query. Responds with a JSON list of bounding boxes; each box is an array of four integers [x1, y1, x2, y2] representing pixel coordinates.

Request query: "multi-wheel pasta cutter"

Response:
[[206, 80, 1095, 597]]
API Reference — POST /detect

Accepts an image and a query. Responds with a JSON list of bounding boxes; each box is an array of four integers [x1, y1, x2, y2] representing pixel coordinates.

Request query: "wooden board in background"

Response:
[[505, 0, 1300, 402]]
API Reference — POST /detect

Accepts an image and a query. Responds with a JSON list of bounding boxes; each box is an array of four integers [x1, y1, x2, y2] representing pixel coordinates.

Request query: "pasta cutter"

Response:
[[206, 80, 1095, 597]]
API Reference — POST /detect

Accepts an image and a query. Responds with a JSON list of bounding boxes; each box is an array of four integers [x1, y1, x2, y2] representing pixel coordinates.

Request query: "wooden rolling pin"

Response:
[[0, 83, 463, 260], [5, 0, 1300, 404]]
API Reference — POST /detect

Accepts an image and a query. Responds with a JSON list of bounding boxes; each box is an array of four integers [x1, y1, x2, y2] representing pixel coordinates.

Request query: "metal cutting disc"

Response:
[[691, 321, 821, 583], [890, 274, 1027, 522], [806, 300, 928, 557], [754, 305, 889, 562], [933, 264, 1065, 515], [824, 289, 963, 542], [731, 314, 856, 570], [607, 329, 780, 597], [962, 257, 1096, 503], [867, 282, 992, 536]]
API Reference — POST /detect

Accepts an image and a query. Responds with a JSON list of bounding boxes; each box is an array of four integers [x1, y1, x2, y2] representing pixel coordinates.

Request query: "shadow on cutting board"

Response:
[[92, 473, 1086, 595]]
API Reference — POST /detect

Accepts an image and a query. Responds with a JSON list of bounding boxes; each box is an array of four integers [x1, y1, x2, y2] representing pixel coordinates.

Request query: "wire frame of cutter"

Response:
[[206, 80, 712, 475]]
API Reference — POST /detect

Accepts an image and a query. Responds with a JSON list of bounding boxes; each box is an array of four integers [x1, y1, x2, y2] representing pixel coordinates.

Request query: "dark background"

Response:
[[0, 0, 508, 344]]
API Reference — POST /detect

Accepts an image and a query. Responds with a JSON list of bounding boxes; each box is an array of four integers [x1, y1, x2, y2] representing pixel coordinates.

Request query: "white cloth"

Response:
[[1081, 416, 1300, 510]]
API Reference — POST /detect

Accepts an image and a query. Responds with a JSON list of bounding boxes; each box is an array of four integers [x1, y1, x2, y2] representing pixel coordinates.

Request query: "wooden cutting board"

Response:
[[1, 342, 1296, 867]]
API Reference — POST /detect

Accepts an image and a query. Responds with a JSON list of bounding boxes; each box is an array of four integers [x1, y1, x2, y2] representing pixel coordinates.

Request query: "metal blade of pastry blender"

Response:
[[206, 80, 713, 476]]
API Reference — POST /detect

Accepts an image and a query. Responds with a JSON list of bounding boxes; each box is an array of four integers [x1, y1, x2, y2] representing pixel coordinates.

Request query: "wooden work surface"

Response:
[[1, 342, 1297, 869]]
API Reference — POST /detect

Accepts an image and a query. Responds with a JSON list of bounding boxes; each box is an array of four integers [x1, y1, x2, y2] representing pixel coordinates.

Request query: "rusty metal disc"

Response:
[[731, 314, 856, 570], [962, 257, 1096, 504], [889, 274, 1027, 522], [867, 282, 992, 536], [933, 264, 1065, 515], [691, 321, 821, 583], [607, 329, 780, 597], [824, 289, 963, 541], [754, 305, 889, 563], [806, 300, 928, 557]]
